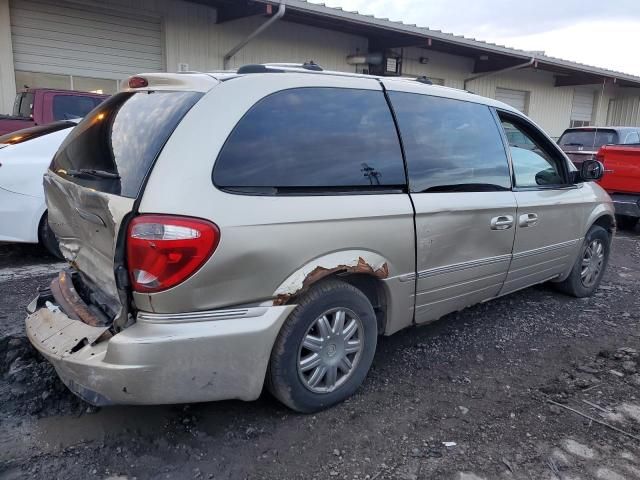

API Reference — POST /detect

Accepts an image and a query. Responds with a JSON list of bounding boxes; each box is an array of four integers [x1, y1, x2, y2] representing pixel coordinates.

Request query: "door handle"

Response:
[[519, 213, 538, 227], [490, 215, 514, 230]]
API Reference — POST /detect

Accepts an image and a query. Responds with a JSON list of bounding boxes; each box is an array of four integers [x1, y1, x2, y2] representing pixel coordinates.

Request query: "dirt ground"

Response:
[[1, 226, 639, 480]]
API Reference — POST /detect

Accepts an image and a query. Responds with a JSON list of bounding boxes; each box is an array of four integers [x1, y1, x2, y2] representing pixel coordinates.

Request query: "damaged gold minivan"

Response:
[[26, 65, 614, 412]]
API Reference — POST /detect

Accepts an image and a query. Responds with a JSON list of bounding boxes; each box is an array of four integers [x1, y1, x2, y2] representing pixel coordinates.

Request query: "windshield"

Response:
[[0, 121, 76, 146], [51, 90, 202, 198], [558, 129, 618, 150]]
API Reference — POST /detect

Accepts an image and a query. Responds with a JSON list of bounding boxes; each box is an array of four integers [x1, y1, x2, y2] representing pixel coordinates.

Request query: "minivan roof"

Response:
[[124, 63, 521, 114]]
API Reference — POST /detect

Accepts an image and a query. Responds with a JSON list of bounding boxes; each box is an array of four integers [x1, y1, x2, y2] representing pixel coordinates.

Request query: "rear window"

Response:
[[13, 92, 34, 118], [51, 90, 202, 198], [0, 121, 76, 146], [213, 87, 405, 193], [52, 95, 104, 121], [558, 129, 618, 149]]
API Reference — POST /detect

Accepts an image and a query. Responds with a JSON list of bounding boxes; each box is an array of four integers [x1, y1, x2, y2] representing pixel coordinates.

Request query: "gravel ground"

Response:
[[1, 227, 639, 480]]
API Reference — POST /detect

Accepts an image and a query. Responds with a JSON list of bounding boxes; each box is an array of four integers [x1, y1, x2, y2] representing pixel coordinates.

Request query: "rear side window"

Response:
[[51, 91, 202, 198], [213, 87, 405, 192], [388, 92, 511, 192], [52, 95, 103, 120]]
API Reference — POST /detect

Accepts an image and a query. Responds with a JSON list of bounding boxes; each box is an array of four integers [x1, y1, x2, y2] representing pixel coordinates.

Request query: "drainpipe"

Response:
[[464, 57, 536, 91], [222, 2, 286, 70]]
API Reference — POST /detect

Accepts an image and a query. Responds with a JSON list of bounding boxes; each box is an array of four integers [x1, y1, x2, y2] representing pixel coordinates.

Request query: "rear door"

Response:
[[496, 111, 585, 295], [384, 84, 517, 323], [45, 89, 202, 321]]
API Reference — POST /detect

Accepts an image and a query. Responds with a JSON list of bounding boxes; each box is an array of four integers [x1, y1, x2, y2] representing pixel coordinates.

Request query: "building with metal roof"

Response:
[[1, 0, 638, 137]]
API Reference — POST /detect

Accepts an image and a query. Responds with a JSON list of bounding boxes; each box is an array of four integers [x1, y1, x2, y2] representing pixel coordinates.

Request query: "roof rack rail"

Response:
[[415, 76, 433, 85], [263, 61, 324, 71], [237, 61, 325, 75], [236, 64, 284, 74]]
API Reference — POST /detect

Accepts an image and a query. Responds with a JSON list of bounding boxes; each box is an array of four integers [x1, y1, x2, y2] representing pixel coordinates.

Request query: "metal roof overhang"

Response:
[[200, 0, 640, 88]]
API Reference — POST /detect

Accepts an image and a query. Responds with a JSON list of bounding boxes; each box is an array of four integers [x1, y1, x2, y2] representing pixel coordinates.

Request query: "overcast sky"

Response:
[[309, 0, 640, 76]]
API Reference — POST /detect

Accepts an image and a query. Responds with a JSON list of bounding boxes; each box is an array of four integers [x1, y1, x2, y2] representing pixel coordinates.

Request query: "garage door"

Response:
[[570, 87, 595, 127], [495, 87, 528, 114], [10, 0, 163, 80]]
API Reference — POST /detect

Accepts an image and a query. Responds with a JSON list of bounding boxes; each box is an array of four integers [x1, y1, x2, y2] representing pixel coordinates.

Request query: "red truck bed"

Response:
[[597, 144, 640, 221]]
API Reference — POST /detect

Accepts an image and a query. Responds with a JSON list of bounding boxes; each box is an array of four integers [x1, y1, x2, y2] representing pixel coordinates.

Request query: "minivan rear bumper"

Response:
[[26, 302, 295, 406]]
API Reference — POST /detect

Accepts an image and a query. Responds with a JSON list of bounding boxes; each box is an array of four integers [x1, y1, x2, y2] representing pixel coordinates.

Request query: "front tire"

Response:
[[555, 225, 611, 297], [38, 213, 63, 259], [267, 279, 377, 413]]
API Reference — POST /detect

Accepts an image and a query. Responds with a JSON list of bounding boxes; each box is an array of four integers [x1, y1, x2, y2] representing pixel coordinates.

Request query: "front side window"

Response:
[[388, 92, 511, 192], [213, 87, 405, 192], [500, 115, 566, 188]]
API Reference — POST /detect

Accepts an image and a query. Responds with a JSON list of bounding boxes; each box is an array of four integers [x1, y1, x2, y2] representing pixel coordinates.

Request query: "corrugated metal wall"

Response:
[[10, 0, 164, 79], [606, 90, 640, 126], [0, 0, 16, 112]]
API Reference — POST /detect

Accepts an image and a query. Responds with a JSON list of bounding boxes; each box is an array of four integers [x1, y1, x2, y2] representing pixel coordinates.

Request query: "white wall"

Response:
[[0, 0, 17, 113]]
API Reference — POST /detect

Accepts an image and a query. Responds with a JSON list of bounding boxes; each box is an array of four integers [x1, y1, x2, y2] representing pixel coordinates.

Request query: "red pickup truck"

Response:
[[596, 144, 640, 229], [0, 88, 107, 136]]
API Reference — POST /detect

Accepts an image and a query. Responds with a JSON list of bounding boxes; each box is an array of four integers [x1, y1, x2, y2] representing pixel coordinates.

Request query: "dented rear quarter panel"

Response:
[[134, 73, 416, 333]]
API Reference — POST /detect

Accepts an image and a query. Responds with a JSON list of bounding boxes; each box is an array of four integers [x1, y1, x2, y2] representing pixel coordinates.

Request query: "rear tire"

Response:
[[39, 213, 63, 259], [267, 279, 377, 413], [555, 225, 610, 298]]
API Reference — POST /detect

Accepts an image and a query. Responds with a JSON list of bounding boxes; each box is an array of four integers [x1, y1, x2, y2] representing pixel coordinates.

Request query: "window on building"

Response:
[[388, 91, 511, 192], [15, 71, 71, 90], [570, 88, 595, 129], [570, 120, 591, 128], [15, 71, 119, 95], [495, 87, 529, 114], [213, 88, 406, 192], [499, 114, 566, 188]]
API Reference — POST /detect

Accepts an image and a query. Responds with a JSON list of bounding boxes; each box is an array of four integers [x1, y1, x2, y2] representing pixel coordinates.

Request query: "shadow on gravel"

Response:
[[0, 243, 58, 269]]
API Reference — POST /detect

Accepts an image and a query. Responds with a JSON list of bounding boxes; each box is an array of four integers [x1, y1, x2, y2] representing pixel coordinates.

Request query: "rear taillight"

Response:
[[128, 76, 148, 88], [126, 215, 220, 293], [595, 148, 605, 163]]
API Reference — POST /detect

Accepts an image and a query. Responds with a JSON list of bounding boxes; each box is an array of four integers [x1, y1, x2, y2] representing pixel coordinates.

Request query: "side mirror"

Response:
[[580, 159, 604, 182]]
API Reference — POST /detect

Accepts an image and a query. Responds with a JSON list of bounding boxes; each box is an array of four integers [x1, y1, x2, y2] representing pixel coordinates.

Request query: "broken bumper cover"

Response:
[[26, 303, 295, 406]]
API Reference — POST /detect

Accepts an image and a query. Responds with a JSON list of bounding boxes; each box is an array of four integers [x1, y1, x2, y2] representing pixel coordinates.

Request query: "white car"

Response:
[[0, 121, 78, 257]]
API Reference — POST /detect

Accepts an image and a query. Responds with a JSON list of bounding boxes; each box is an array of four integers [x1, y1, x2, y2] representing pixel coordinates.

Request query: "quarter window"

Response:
[[388, 92, 511, 192], [499, 115, 566, 188], [213, 88, 405, 192]]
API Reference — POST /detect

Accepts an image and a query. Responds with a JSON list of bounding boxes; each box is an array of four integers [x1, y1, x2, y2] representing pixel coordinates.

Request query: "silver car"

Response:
[[26, 64, 614, 413]]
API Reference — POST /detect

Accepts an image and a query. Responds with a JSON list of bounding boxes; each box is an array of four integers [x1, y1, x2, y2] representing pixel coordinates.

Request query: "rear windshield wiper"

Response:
[[62, 169, 121, 179], [562, 142, 584, 147]]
